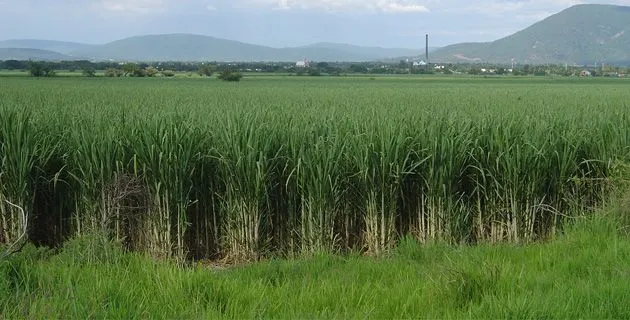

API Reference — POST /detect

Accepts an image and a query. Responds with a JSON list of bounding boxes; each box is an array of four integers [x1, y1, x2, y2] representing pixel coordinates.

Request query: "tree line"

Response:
[[1, 59, 628, 78]]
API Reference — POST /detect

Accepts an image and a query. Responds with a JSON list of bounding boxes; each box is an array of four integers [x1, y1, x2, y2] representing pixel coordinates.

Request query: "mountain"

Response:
[[0, 39, 92, 54], [431, 4, 630, 65], [7, 4, 629, 65], [69, 34, 424, 62], [298, 43, 427, 60], [0, 48, 76, 61]]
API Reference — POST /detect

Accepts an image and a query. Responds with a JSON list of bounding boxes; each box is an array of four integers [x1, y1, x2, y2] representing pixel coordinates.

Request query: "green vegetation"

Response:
[[217, 69, 242, 81], [198, 64, 215, 77], [1, 76, 629, 262], [27, 61, 56, 77], [104, 67, 123, 77], [1, 75, 630, 317], [1, 210, 630, 318]]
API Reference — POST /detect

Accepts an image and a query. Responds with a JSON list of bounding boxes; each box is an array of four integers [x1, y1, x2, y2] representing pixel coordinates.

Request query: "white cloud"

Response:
[[99, 0, 166, 13], [380, 2, 429, 13], [97, 0, 220, 14], [249, 0, 430, 13]]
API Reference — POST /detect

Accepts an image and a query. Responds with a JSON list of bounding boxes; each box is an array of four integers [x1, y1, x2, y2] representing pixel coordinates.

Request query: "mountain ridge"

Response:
[[430, 4, 630, 65], [0, 39, 93, 54], [0, 48, 76, 61], [2, 4, 629, 64], [68, 33, 425, 62]]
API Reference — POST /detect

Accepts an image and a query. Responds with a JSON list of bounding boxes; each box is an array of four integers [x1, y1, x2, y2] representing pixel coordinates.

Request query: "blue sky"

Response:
[[1, 0, 629, 48]]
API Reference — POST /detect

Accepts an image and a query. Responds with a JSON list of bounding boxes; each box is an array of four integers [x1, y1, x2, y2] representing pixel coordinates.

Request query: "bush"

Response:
[[104, 68, 123, 77], [132, 68, 147, 77], [161, 70, 176, 77], [218, 70, 243, 82], [82, 67, 96, 77], [145, 67, 158, 77], [198, 64, 215, 77], [468, 68, 482, 75], [28, 62, 55, 77]]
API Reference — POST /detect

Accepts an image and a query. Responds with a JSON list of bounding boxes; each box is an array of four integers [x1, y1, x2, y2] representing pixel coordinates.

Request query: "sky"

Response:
[[1, 0, 629, 48]]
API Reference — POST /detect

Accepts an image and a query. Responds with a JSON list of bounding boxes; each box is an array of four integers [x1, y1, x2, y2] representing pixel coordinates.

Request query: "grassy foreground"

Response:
[[2, 206, 629, 319]]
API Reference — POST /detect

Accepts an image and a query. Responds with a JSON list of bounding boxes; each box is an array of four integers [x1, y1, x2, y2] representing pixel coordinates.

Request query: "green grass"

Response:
[[1, 210, 629, 318]]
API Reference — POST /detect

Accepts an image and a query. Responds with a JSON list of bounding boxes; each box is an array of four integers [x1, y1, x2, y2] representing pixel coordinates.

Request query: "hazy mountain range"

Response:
[[0, 4, 628, 64], [0, 35, 426, 62]]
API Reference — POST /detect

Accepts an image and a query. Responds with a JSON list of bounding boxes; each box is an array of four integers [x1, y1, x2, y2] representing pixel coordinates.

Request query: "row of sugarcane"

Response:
[[0, 102, 627, 261]]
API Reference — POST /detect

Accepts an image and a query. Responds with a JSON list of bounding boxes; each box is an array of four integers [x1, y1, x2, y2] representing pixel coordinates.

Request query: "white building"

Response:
[[296, 60, 310, 68], [412, 60, 427, 67]]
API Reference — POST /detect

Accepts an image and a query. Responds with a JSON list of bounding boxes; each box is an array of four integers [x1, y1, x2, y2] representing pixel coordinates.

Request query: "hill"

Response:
[[0, 48, 76, 61], [69, 34, 424, 62], [0, 39, 92, 54], [431, 4, 630, 65], [297, 42, 427, 60]]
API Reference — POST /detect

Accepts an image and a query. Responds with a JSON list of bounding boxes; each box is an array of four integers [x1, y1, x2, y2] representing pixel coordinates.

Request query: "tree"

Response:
[[218, 70, 243, 82], [198, 64, 215, 77], [308, 69, 321, 76], [82, 67, 96, 77], [2, 60, 26, 70], [132, 68, 147, 77], [316, 62, 329, 69], [145, 66, 158, 77], [28, 61, 55, 77], [122, 63, 138, 77], [349, 64, 368, 73], [468, 67, 482, 75], [104, 68, 123, 77], [161, 70, 176, 77], [28, 62, 45, 77]]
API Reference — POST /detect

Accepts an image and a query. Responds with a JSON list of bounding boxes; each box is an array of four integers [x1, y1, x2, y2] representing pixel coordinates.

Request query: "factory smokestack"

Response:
[[425, 34, 429, 72]]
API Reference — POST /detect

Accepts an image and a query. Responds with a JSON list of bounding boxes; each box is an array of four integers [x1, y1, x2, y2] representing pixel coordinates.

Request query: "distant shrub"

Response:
[[468, 68, 482, 75], [198, 64, 215, 77], [28, 62, 55, 77], [145, 66, 158, 77], [132, 68, 147, 77], [218, 70, 243, 82], [82, 67, 96, 77], [104, 68, 123, 77], [161, 70, 176, 77]]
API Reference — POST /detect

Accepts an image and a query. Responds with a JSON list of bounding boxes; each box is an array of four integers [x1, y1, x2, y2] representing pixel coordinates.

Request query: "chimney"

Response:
[[425, 34, 429, 72]]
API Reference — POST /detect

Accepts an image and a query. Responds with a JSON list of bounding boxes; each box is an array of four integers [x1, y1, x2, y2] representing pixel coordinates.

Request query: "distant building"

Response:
[[412, 60, 427, 67], [296, 60, 310, 68], [580, 70, 592, 77]]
